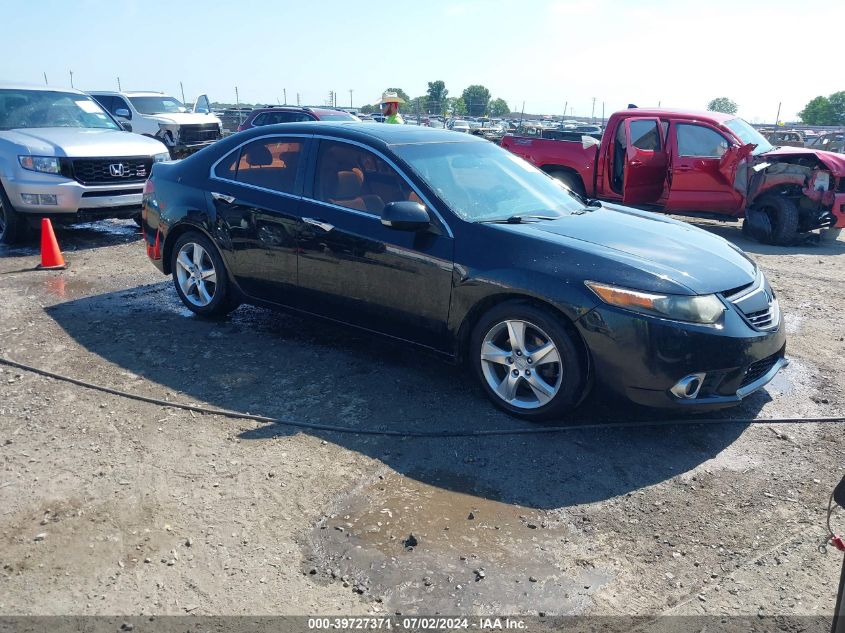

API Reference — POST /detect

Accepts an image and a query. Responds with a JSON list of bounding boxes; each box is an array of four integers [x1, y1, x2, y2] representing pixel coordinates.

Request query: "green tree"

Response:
[[828, 91, 845, 125], [453, 97, 468, 117], [426, 80, 448, 116], [489, 98, 510, 117], [461, 85, 491, 117], [706, 97, 738, 115], [798, 96, 834, 125]]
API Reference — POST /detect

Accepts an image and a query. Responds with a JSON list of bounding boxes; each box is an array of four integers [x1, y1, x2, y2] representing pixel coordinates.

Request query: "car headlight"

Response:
[[153, 152, 170, 163], [18, 155, 61, 174], [586, 281, 725, 324]]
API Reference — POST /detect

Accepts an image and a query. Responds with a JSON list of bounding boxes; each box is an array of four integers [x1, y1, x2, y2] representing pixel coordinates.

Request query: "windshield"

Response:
[[0, 89, 119, 131], [394, 140, 586, 222], [128, 96, 187, 115], [724, 117, 774, 155]]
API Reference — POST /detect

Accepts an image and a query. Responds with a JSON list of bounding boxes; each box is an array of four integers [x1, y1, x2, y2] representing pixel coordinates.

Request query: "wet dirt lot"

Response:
[[0, 219, 844, 618]]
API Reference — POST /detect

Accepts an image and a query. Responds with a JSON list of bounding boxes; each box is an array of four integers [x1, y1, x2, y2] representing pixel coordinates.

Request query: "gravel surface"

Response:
[[0, 219, 843, 617]]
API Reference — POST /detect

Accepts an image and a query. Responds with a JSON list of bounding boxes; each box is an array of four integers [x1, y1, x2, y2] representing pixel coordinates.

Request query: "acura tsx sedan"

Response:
[[140, 123, 786, 420]]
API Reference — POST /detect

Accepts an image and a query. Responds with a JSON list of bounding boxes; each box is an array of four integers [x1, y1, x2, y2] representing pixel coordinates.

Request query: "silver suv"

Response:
[[0, 85, 169, 244]]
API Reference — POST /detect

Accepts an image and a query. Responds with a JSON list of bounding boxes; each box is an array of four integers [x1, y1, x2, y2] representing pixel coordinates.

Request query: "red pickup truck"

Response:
[[501, 108, 845, 245]]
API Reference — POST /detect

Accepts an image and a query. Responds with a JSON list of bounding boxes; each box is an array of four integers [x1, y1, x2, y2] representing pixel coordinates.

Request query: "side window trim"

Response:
[[208, 133, 453, 238], [209, 134, 313, 199], [306, 136, 453, 238]]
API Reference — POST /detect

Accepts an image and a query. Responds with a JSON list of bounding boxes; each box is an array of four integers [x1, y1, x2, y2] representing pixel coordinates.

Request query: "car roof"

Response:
[[622, 108, 737, 124], [88, 91, 169, 97], [0, 83, 88, 95], [238, 121, 484, 146]]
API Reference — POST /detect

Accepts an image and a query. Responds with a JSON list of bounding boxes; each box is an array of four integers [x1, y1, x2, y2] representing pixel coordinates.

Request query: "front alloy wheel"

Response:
[[471, 302, 586, 420], [480, 320, 562, 409]]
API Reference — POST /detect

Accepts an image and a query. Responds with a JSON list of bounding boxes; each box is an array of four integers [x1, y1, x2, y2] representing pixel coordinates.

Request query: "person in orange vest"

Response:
[[379, 91, 405, 124]]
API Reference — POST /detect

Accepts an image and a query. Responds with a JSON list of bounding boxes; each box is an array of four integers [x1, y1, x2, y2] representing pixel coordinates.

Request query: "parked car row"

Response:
[[763, 128, 845, 153]]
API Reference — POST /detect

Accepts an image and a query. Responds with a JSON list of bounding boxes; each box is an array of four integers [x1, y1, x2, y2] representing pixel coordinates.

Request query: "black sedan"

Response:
[[141, 123, 786, 420]]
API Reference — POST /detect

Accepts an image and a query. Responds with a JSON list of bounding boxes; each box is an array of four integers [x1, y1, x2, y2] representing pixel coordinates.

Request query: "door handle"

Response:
[[211, 192, 235, 204], [629, 160, 644, 167], [302, 217, 334, 232], [674, 166, 693, 172]]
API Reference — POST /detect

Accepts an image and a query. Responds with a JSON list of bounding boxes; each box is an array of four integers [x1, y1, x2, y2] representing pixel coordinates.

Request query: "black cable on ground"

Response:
[[1, 356, 843, 438]]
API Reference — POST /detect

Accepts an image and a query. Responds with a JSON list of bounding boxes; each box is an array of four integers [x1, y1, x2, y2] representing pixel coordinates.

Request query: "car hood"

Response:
[[498, 205, 757, 295], [0, 128, 168, 157], [147, 112, 222, 126], [764, 145, 845, 175]]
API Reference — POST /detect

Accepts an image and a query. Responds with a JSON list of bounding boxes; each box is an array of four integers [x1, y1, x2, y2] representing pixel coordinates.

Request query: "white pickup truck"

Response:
[[0, 85, 170, 244], [88, 91, 223, 159]]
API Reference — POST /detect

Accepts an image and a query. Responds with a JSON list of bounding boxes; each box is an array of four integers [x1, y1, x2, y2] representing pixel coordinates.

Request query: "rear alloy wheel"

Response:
[[171, 232, 239, 318], [471, 302, 585, 420]]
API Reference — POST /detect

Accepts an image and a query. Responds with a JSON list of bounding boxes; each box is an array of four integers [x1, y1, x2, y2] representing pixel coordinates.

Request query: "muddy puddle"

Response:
[[305, 470, 610, 615]]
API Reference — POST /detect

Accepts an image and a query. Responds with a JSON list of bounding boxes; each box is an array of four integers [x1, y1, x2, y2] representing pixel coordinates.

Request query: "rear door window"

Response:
[[253, 111, 313, 126], [231, 137, 304, 194]]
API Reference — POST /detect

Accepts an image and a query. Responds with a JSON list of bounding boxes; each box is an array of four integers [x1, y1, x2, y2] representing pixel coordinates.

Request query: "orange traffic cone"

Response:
[[37, 218, 66, 270]]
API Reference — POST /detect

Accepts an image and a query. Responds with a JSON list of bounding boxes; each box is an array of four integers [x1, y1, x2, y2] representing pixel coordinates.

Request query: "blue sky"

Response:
[[2, 0, 842, 121]]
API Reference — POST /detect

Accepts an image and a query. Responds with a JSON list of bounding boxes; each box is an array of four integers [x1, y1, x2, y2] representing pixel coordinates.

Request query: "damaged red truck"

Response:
[[501, 108, 845, 245]]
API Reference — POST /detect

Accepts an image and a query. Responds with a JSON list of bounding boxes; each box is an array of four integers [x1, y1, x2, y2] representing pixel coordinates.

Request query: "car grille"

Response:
[[69, 158, 152, 186], [723, 274, 779, 332], [179, 124, 221, 144], [740, 353, 781, 388]]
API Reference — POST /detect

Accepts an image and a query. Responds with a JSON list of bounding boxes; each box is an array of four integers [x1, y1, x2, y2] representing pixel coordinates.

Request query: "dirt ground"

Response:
[[0, 218, 843, 619]]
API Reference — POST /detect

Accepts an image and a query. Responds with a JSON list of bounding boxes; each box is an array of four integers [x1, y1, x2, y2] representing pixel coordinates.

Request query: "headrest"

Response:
[[244, 144, 273, 167], [333, 170, 363, 199]]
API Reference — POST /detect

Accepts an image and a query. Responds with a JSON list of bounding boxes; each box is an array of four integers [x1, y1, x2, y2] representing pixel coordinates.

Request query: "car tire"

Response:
[[470, 301, 586, 421], [170, 231, 240, 318], [754, 195, 799, 245], [548, 171, 586, 197], [0, 184, 29, 245]]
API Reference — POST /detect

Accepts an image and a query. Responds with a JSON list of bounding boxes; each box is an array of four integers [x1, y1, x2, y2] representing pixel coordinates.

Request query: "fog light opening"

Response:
[[670, 373, 706, 400]]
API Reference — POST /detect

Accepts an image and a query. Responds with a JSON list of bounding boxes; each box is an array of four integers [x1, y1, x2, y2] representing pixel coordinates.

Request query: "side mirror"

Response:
[[380, 201, 430, 231], [115, 108, 131, 119]]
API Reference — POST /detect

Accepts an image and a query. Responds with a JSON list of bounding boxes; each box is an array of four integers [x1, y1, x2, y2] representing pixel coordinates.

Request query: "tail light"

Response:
[[143, 178, 155, 196]]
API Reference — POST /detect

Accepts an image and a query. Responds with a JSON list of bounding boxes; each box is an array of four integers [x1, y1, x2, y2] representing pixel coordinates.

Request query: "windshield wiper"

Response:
[[478, 214, 559, 224]]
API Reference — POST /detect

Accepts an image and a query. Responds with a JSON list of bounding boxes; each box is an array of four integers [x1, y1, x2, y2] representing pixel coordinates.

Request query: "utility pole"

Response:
[[180, 81, 186, 104], [117, 76, 121, 91], [563, 101, 568, 121], [774, 101, 782, 127], [283, 88, 287, 105], [296, 93, 300, 106], [602, 102, 605, 125], [69, 70, 74, 88], [349, 89, 353, 109], [235, 86, 242, 126], [43, 72, 48, 85], [591, 97, 596, 124]]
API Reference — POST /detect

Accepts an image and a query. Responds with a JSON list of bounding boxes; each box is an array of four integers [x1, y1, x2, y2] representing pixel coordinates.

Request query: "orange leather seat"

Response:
[[327, 170, 384, 214]]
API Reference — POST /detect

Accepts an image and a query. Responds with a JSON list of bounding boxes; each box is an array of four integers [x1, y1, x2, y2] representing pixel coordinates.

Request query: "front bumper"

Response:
[[577, 304, 787, 410], [2, 171, 144, 215]]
